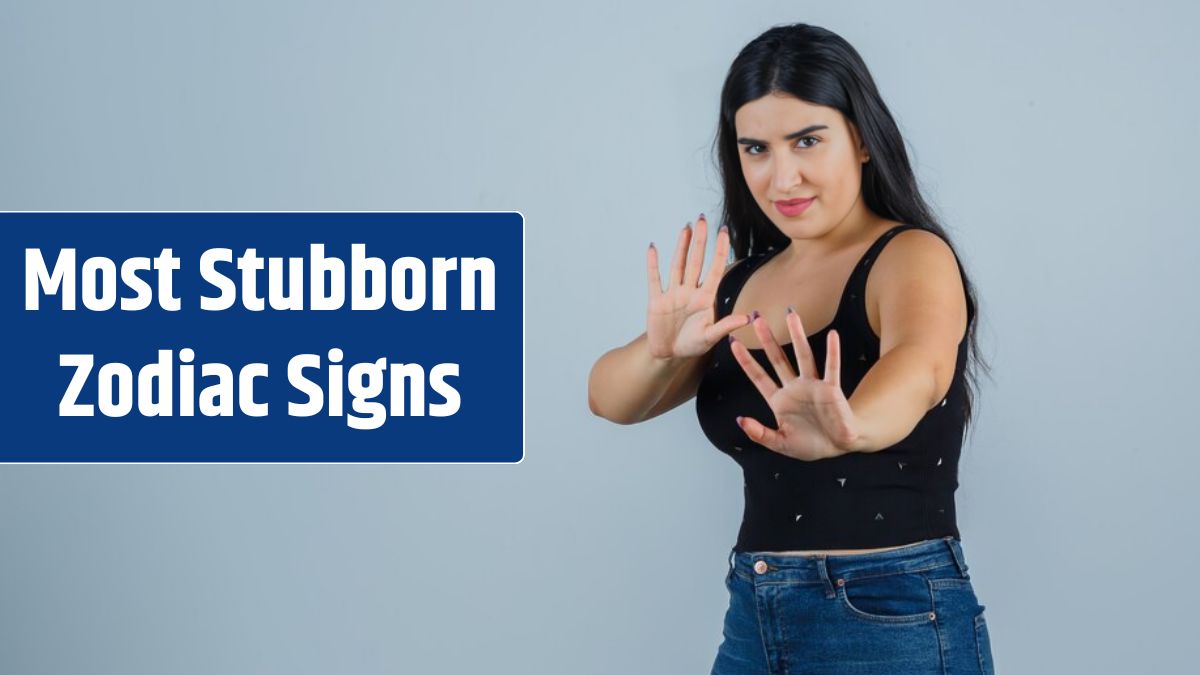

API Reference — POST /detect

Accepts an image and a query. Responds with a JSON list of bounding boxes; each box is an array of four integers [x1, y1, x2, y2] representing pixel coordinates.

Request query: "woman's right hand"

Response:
[[645, 214, 750, 361]]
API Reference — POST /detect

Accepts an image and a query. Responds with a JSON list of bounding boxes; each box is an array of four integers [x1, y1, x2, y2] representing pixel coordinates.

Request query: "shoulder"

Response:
[[867, 225, 969, 349], [867, 226, 961, 287]]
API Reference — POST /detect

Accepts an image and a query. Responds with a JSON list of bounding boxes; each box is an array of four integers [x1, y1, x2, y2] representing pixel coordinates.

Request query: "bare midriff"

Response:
[[758, 539, 934, 557]]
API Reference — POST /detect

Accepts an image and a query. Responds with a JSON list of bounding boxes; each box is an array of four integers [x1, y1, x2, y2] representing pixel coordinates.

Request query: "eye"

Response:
[[741, 136, 820, 156]]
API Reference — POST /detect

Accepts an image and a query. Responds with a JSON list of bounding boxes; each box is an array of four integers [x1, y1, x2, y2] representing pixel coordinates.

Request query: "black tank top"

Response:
[[695, 224, 975, 552]]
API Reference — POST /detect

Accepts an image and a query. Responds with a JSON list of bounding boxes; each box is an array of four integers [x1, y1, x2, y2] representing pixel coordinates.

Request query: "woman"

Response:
[[588, 23, 995, 674]]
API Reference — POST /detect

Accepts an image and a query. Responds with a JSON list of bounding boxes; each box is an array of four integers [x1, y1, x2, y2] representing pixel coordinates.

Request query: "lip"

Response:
[[774, 197, 815, 217]]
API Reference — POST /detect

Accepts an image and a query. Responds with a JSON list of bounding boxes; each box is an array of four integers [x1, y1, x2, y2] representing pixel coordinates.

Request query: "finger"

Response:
[[750, 311, 796, 382], [684, 213, 708, 289], [785, 307, 819, 379], [646, 242, 664, 300], [824, 329, 842, 389], [728, 333, 781, 402], [670, 223, 691, 288], [703, 312, 751, 345], [736, 415, 782, 450], [701, 222, 731, 293]]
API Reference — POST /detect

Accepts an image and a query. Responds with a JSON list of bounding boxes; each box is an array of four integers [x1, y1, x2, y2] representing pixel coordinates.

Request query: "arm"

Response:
[[587, 332, 714, 425], [846, 229, 969, 453]]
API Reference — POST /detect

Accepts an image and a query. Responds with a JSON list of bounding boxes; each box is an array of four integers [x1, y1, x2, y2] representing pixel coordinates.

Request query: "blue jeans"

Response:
[[710, 536, 994, 674]]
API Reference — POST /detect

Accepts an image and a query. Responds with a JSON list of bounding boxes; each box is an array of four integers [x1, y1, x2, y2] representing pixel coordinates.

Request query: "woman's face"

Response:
[[733, 93, 871, 241]]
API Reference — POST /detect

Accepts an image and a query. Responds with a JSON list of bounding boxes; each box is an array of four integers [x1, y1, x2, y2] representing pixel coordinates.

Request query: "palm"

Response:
[[729, 311, 863, 461], [646, 215, 751, 359], [647, 291, 712, 356], [766, 375, 857, 459]]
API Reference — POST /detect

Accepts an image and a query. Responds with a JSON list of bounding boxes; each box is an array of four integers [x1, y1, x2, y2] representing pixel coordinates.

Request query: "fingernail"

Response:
[[699, 212, 706, 221], [735, 416, 744, 427], [787, 305, 795, 314], [728, 334, 736, 345], [750, 310, 760, 321]]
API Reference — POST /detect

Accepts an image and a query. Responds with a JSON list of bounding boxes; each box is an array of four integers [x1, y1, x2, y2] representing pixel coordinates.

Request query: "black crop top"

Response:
[[695, 224, 976, 552]]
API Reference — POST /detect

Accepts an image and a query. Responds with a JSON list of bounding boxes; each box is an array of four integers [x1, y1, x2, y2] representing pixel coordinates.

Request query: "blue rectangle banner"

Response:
[[1, 212, 525, 463]]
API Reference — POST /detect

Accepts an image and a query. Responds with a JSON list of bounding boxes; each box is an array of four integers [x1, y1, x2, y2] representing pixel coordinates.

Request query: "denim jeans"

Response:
[[710, 536, 994, 674]]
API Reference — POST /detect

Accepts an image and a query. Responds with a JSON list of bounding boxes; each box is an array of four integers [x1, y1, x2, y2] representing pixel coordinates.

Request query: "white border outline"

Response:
[[0, 210, 526, 466]]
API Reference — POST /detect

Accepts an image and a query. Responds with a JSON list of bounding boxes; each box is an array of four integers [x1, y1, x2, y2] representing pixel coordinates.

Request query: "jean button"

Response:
[[753, 560, 768, 574]]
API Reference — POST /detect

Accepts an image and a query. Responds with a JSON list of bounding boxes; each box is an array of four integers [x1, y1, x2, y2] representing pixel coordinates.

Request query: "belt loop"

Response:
[[728, 547, 736, 573], [943, 536, 969, 577], [815, 556, 836, 599]]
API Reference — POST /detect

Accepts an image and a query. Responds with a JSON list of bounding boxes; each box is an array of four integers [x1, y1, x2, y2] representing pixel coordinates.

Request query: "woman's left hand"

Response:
[[728, 308, 865, 461]]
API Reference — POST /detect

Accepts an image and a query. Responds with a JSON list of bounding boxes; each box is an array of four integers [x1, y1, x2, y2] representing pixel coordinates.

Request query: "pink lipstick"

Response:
[[775, 197, 815, 217]]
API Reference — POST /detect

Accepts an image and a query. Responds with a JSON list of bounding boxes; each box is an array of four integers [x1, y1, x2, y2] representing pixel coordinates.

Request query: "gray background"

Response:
[[2, 1, 1197, 673]]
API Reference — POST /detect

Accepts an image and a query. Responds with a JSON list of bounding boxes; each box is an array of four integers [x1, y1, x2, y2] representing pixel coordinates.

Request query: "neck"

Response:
[[775, 200, 879, 267]]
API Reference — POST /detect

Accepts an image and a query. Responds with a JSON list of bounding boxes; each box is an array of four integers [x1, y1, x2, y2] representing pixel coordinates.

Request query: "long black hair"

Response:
[[712, 22, 991, 441]]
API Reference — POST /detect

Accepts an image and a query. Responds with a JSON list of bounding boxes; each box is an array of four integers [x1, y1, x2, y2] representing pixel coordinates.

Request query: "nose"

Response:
[[770, 153, 804, 195]]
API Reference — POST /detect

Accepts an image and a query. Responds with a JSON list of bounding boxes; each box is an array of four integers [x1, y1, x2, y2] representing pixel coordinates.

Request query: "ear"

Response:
[[847, 119, 870, 163]]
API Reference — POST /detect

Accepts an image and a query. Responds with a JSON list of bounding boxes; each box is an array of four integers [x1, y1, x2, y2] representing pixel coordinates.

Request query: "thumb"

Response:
[[736, 415, 781, 449], [704, 313, 751, 345]]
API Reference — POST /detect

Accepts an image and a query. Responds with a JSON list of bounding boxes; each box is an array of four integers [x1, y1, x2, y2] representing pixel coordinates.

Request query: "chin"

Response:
[[765, 216, 816, 236]]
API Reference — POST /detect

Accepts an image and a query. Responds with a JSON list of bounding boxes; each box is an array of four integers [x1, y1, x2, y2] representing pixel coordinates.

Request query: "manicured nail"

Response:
[[787, 305, 795, 314], [735, 416, 744, 427], [699, 212, 706, 221], [750, 310, 760, 321], [728, 334, 736, 345]]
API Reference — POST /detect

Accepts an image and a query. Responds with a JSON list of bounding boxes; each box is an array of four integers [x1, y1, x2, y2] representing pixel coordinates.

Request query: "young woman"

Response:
[[588, 23, 995, 673]]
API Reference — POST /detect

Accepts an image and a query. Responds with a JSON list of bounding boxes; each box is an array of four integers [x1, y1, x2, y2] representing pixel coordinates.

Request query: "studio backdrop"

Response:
[[1, 1, 1197, 673]]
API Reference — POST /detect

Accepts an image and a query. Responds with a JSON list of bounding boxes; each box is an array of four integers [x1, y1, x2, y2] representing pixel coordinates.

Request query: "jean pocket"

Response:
[[837, 571, 936, 625], [930, 578, 991, 670]]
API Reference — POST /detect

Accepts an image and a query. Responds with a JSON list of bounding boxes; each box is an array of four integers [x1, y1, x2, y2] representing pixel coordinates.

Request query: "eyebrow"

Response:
[[736, 124, 830, 145]]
